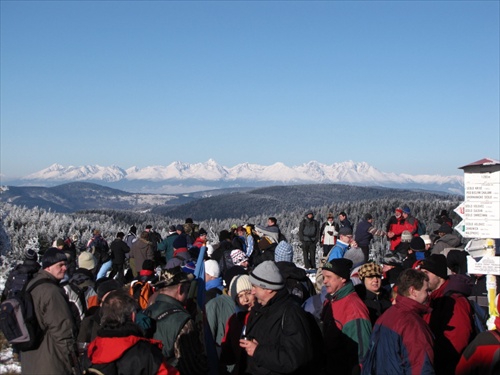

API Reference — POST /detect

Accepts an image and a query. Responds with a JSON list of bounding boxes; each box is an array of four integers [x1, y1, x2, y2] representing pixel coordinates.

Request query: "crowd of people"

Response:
[[1, 209, 499, 375]]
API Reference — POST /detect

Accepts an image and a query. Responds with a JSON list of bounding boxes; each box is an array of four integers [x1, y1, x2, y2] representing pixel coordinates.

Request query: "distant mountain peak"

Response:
[[19, 160, 464, 195]]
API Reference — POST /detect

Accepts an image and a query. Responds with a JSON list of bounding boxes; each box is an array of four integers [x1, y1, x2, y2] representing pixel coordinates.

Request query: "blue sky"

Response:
[[1, 1, 499, 180]]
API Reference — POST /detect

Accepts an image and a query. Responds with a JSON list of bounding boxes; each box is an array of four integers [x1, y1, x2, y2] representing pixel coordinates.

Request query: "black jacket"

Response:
[[245, 288, 315, 374], [110, 238, 130, 265]]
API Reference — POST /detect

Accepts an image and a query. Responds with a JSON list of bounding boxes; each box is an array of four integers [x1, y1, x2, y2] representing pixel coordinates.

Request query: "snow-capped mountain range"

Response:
[[16, 160, 464, 194]]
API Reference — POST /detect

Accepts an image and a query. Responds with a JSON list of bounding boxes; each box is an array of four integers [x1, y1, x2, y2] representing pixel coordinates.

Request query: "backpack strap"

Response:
[[26, 278, 56, 294], [491, 329, 500, 342], [155, 307, 184, 322]]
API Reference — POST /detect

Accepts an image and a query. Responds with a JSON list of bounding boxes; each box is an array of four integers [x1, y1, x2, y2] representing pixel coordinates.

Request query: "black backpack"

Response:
[[0, 278, 54, 351]]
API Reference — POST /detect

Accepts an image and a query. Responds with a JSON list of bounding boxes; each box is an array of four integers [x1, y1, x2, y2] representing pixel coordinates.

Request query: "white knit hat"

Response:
[[205, 259, 220, 278], [78, 251, 96, 270], [249, 261, 284, 290], [229, 274, 253, 302], [420, 235, 432, 245]]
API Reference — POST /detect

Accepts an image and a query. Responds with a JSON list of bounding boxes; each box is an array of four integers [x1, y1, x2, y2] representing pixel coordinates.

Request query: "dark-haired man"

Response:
[[362, 268, 435, 374]]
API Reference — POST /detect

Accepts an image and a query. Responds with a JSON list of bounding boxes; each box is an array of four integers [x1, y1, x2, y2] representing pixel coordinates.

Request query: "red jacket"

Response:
[[456, 316, 500, 375], [424, 280, 473, 374], [88, 330, 178, 375]]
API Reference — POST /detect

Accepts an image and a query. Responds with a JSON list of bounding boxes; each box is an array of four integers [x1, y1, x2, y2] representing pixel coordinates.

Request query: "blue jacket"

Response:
[[355, 219, 374, 247], [362, 294, 435, 375], [327, 241, 350, 262]]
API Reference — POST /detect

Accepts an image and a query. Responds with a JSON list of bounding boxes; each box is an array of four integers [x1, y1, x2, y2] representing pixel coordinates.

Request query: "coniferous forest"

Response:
[[0, 186, 463, 273]]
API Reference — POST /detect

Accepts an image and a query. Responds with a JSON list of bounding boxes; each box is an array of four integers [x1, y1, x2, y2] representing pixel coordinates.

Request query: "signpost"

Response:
[[457, 158, 500, 329]]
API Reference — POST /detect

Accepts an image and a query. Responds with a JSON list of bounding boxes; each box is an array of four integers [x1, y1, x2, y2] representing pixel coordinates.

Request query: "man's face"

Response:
[[323, 271, 345, 295], [421, 269, 441, 291], [411, 280, 431, 305], [307, 214, 313, 219], [45, 261, 67, 280], [364, 276, 382, 294], [340, 234, 353, 244], [267, 219, 274, 226], [402, 212, 409, 219], [251, 285, 275, 306], [339, 214, 346, 221], [395, 211, 402, 219]]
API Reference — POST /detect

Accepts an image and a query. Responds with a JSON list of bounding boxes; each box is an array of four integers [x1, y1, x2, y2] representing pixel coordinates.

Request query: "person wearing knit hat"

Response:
[[249, 260, 284, 292], [320, 257, 372, 373], [240, 260, 316, 373], [78, 251, 96, 271], [221, 274, 255, 371], [1, 249, 41, 302], [420, 234, 432, 250], [24, 249, 38, 262], [21, 247, 77, 374], [419, 253, 474, 374], [419, 254, 449, 281], [402, 236, 429, 269], [274, 240, 294, 263], [430, 224, 462, 256], [42, 247, 68, 270], [355, 262, 392, 325], [204, 260, 224, 303], [230, 249, 249, 268], [229, 274, 254, 308]]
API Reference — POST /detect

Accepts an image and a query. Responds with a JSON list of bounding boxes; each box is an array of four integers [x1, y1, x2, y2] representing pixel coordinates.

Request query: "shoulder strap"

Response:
[[155, 307, 185, 322], [26, 278, 55, 294], [490, 329, 500, 342]]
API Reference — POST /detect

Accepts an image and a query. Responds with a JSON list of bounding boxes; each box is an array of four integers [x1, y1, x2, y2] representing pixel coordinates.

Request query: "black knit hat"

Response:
[[41, 248, 68, 269], [97, 279, 123, 300], [420, 254, 448, 279], [410, 237, 426, 252], [322, 258, 353, 280], [25, 249, 38, 262]]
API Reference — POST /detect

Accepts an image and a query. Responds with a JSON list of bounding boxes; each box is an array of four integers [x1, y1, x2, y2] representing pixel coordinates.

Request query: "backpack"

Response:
[[302, 220, 317, 238], [416, 220, 427, 236], [3, 266, 34, 300], [469, 299, 489, 336], [129, 281, 154, 310], [0, 278, 54, 351], [89, 237, 110, 264]]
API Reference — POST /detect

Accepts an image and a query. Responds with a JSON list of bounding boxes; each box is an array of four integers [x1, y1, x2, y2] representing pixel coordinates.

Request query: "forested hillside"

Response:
[[152, 183, 460, 220], [0, 190, 463, 271]]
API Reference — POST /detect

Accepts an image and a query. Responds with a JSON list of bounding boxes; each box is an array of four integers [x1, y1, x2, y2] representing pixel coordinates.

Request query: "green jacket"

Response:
[[146, 294, 191, 362]]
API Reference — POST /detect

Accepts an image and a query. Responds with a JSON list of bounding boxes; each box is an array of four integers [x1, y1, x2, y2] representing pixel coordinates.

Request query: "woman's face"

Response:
[[364, 275, 382, 294], [237, 289, 255, 311]]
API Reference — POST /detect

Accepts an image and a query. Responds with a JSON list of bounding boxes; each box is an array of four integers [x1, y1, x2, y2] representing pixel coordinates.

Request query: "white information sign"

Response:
[[467, 255, 500, 275], [462, 170, 500, 238]]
